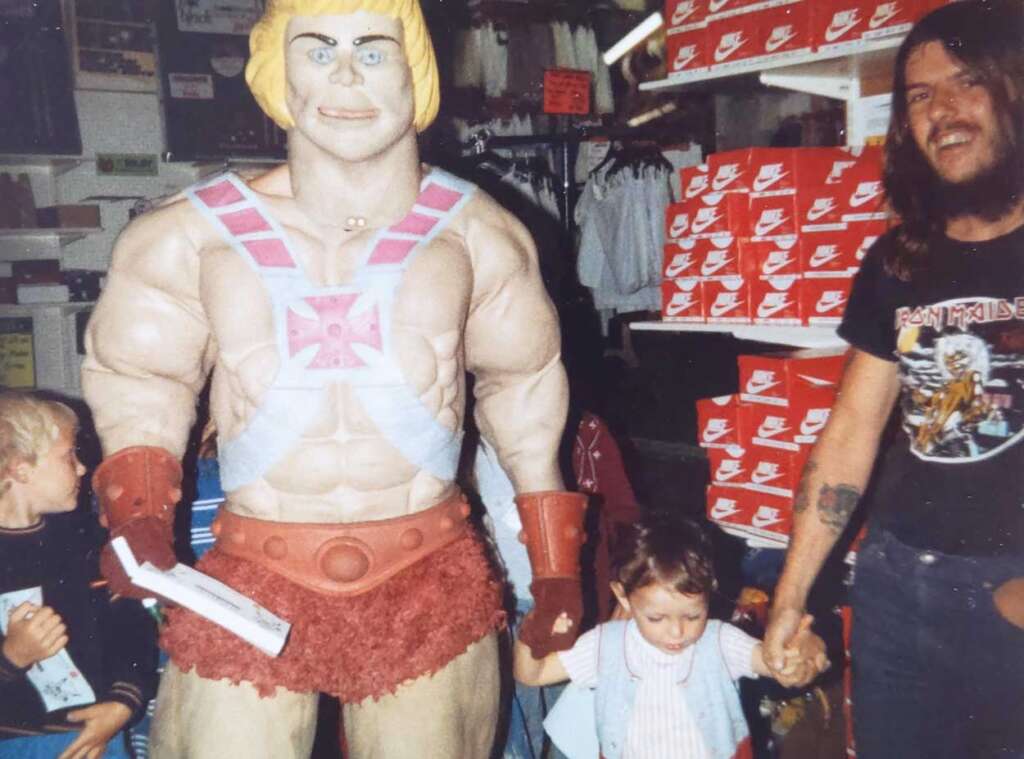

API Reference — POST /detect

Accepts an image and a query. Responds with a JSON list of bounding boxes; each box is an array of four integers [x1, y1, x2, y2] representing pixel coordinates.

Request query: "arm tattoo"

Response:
[[794, 461, 817, 514], [816, 483, 861, 534]]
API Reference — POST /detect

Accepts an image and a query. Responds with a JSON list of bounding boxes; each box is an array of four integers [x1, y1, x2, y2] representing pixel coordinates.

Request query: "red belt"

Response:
[[211, 492, 472, 596]]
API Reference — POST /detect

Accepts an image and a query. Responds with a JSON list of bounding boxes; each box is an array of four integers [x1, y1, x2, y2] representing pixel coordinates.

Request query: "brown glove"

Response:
[[94, 446, 182, 599], [515, 491, 588, 658], [995, 577, 1024, 630]]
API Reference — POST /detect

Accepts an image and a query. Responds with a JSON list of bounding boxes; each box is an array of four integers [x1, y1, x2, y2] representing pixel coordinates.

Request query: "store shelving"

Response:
[[630, 321, 846, 350]]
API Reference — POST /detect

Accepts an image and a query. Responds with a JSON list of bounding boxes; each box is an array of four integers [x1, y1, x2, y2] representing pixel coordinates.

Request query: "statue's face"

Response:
[[284, 12, 415, 161]]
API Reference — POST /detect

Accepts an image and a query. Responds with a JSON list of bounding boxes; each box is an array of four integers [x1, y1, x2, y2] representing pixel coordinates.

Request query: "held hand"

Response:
[[518, 577, 583, 658], [59, 702, 132, 759], [763, 605, 806, 679], [99, 516, 177, 600], [775, 615, 830, 688], [1, 603, 68, 669]]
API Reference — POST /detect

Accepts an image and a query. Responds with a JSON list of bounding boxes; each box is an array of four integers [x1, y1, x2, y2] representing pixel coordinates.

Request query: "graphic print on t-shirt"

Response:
[[894, 296, 1024, 462]]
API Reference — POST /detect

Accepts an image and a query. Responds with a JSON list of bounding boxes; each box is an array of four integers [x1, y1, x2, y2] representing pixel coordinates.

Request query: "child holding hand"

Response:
[[514, 517, 826, 759], [0, 392, 157, 759]]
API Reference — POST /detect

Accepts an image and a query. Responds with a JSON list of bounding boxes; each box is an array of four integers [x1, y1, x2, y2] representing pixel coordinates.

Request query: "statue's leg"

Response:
[[150, 660, 319, 759], [342, 633, 500, 759]]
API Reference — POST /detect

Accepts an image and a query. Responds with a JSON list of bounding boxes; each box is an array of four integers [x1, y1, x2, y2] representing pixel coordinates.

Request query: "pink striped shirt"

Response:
[[558, 620, 760, 759]]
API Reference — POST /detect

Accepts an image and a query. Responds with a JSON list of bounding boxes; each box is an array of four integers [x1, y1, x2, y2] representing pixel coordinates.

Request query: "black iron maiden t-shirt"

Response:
[[839, 224, 1024, 555]]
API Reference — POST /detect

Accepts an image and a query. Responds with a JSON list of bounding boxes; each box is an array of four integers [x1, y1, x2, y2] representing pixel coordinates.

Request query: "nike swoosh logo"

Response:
[[751, 469, 782, 485], [714, 37, 746, 62], [745, 379, 779, 395], [669, 218, 689, 237], [710, 501, 741, 519], [755, 216, 787, 237], [686, 181, 708, 199], [757, 422, 789, 438], [762, 255, 795, 275], [765, 31, 797, 52], [716, 466, 745, 482], [665, 255, 695, 278], [756, 299, 794, 319], [849, 188, 883, 207], [869, 6, 900, 28], [672, 6, 696, 25], [709, 298, 742, 317], [816, 297, 846, 313], [666, 296, 696, 316], [690, 212, 722, 234], [674, 49, 699, 70], [809, 249, 841, 268], [703, 426, 731, 442], [708, 0, 731, 11], [800, 418, 828, 436], [806, 202, 837, 221], [701, 257, 732, 276], [752, 509, 784, 528], [752, 171, 787, 192], [824, 16, 861, 42]]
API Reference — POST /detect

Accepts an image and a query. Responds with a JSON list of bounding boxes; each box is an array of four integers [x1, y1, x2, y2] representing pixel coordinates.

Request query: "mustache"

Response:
[[928, 121, 977, 144]]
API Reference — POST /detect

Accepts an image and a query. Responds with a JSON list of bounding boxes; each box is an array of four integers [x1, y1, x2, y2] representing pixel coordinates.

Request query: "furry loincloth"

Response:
[[160, 531, 504, 702]]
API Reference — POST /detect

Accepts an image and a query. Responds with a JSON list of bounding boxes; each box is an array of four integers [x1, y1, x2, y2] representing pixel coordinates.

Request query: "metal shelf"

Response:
[[0, 154, 86, 176], [630, 321, 846, 349], [0, 227, 101, 245], [0, 302, 95, 316]]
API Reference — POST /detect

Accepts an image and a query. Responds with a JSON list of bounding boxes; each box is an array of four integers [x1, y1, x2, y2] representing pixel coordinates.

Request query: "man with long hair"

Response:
[[763, 2, 1024, 757], [81, 1, 587, 756]]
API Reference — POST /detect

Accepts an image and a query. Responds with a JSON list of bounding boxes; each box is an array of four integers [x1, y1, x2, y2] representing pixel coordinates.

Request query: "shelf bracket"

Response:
[[759, 57, 858, 101]]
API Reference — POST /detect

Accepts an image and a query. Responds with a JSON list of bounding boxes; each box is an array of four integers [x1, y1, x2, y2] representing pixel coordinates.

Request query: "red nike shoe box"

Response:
[[749, 236, 801, 278], [746, 446, 800, 497], [695, 234, 751, 279], [708, 444, 750, 488], [706, 484, 756, 527], [798, 184, 850, 232], [666, 0, 710, 32], [686, 192, 750, 238], [850, 219, 887, 265], [663, 237, 702, 279], [666, 202, 692, 240], [840, 178, 889, 222], [750, 275, 802, 326], [801, 274, 855, 325], [739, 349, 847, 406], [795, 145, 883, 187], [860, 0, 921, 42], [679, 163, 711, 200], [790, 383, 839, 447], [813, 2, 868, 52], [708, 12, 758, 69], [661, 277, 705, 322], [707, 150, 752, 195], [746, 491, 794, 535], [666, 24, 710, 77], [800, 227, 862, 277], [746, 402, 799, 451], [749, 193, 799, 240], [757, 1, 813, 61], [747, 148, 798, 197], [697, 394, 746, 449], [707, 0, 787, 20], [704, 275, 751, 323]]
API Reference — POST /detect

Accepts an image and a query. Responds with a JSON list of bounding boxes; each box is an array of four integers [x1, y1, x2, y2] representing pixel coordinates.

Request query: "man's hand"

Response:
[[764, 605, 809, 680], [775, 614, 829, 688], [1, 603, 68, 669], [59, 702, 132, 759], [518, 578, 582, 658]]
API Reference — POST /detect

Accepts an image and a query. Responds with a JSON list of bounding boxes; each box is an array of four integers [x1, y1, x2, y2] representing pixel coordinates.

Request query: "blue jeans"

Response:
[[850, 527, 1024, 759], [0, 730, 132, 759]]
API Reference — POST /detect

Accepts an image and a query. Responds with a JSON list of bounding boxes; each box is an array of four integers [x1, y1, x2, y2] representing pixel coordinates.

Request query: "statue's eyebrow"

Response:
[[353, 34, 400, 47], [290, 32, 337, 46]]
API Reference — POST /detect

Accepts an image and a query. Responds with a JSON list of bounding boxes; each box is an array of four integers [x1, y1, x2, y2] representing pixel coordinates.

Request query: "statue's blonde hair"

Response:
[[247, 0, 439, 133]]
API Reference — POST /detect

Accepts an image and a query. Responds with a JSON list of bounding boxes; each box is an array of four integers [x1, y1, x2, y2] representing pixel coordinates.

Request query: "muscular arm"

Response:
[[463, 202, 567, 492], [82, 202, 213, 458], [765, 349, 899, 669]]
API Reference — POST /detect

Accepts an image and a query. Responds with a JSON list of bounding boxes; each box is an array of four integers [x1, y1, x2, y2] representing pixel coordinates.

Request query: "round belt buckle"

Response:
[[317, 538, 373, 584]]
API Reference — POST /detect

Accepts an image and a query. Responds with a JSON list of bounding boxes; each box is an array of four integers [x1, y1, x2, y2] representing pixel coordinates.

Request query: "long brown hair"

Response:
[[884, 0, 1024, 280]]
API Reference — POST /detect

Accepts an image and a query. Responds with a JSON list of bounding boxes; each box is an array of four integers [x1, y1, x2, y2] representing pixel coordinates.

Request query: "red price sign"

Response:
[[543, 69, 592, 115]]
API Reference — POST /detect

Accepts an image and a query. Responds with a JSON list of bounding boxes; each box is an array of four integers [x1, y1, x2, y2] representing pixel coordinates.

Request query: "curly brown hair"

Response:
[[612, 516, 718, 598]]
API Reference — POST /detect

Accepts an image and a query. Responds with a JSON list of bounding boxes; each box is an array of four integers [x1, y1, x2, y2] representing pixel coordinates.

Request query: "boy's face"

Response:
[[25, 419, 85, 515], [612, 581, 709, 656]]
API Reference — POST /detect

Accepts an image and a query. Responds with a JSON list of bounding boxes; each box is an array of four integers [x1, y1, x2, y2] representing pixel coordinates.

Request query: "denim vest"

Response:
[[595, 620, 751, 759]]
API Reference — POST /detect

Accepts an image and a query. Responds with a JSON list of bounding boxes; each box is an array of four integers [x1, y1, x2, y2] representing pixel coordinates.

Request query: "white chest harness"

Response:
[[186, 168, 476, 491]]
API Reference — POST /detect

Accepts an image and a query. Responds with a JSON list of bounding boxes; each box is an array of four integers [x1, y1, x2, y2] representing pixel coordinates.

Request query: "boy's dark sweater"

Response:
[[0, 510, 158, 739]]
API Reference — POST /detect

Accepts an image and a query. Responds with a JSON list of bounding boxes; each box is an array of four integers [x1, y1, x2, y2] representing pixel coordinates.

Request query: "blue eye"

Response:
[[357, 48, 384, 66], [309, 46, 336, 65]]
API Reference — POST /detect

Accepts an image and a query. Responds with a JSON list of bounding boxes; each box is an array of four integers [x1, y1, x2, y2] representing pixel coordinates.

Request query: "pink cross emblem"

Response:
[[286, 293, 382, 370]]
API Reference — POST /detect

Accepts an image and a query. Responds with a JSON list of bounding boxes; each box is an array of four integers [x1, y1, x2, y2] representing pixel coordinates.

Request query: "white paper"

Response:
[[544, 681, 600, 759], [0, 587, 97, 712], [111, 537, 291, 657]]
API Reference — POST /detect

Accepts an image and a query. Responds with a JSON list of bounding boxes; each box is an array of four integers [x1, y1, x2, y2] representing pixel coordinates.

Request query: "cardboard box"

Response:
[[747, 492, 794, 534], [666, 202, 692, 240], [661, 277, 705, 322], [750, 193, 799, 239], [738, 349, 847, 405], [746, 447, 800, 497], [706, 484, 755, 526], [751, 274, 802, 325], [686, 192, 750, 238], [704, 275, 750, 323], [801, 275, 856, 325], [666, 23, 710, 76], [708, 11, 757, 68], [707, 0, 789, 19], [697, 394, 745, 449], [748, 147, 798, 196], [800, 227, 862, 277], [841, 179, 888, 222], [680, 163, 711, 200], [749, 236, 801, 278], [708, 445, 750, 487], [695, 234, 750, 279], [790, 383, 838, 446], [813, 2, 868, 51], [708, 149, 754, 194], [861, 0, 920, 41], [35, 204, 100, 229], [667, 0, 710, 31], [664, 237, 702, 279], [798, 185, 850, 231], [747, 402, 799, 451], [13, 259, 62, 285], [757, 1, 813, 60]]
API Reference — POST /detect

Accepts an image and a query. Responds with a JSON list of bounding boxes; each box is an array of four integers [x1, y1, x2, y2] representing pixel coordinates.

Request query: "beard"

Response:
[[929, 126, 1024, 222]]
